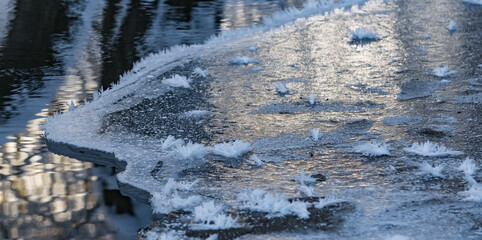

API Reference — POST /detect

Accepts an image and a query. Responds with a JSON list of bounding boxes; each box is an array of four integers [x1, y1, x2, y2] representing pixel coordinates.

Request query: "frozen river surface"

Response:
[[44, 0, 482, 239]]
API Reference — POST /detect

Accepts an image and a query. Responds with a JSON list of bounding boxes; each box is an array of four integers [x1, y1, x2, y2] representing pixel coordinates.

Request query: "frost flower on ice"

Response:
[[350, 28, 379, 40], [274, 83, 290, 94], [310, 128, 321, 141], [418, 162, 444, 178], [432, 65, 457, 77], [230, 56, 258, 65], [404, 141, 463, 157], [353, 141, 390, 157], [190, 201, 239, 230], [299, 183, 315, 197], [172, 141, 209, 160], [150, 178, 202, 214], [238, 189, 310, 219], [162, 74, 192, 88], [309, 94, 316, 105], [459, 179, 482, 202], [458, 157, 477, 176], [314, 196, 344, 209], [193, 67, 208, 78], [160, 135, 183, 150], [246, 154, 264, 166], [211, 140, 252, 158], [293, 169, 317, 185], [447, 19, 458, 31]]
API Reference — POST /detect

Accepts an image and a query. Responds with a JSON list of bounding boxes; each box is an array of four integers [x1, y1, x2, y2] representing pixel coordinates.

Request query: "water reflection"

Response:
[[0, 0, 310, 238]]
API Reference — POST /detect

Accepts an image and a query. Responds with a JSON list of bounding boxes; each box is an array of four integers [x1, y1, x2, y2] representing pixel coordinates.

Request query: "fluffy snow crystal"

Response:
[[418, 162, 444, 178], [150, 178, 202, 214], [310, 128, 321, 141], [314, 196, 344, 209], [211, 140, 252, 158], [274, 83, 290, 94], [162, 74, 192, 88], [432, 65, 457, 77], [309, 94, 316, 105], [66, 100, 75, 112], [353, 141, 390, 157], [299, 184, 315, 197], [230, 56, 259, 65], [246, 154, 264, 166], [458, 157, 478, 176], [447, 20, 458, 31], [404, 141, 463, 157], [192, 201, 238, 230], [160, 135, 184, 150], [172, 141, 209, 161], [193, 67, 208, 78], [293, 169, 317, 185], [239, 189, 310, 219], [350, 28, 379, 40]]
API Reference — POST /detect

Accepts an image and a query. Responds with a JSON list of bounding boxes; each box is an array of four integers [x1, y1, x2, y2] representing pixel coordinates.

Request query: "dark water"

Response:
[[0, 0, 307, 239]]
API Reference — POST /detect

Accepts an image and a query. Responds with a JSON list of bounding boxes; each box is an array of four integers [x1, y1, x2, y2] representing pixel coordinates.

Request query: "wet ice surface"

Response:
[[44, 0, 482, 239]]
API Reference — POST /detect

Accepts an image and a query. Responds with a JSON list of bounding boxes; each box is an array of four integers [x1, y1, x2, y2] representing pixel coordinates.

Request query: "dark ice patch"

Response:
[[398, 79, 442, 100]]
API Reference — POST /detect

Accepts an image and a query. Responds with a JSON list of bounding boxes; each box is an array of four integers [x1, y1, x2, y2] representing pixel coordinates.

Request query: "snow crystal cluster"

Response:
[[310, 128, 321, 141], [162, 74, 192, 88], [349, 28, 379, 40], [458, 157, 482, 202], [403, 141, 463, 157], [418, 162, 445, 178], [238, 189, 310, 219], [246, 154, 264, 166], [293, 169, 317, 185], [353, 141, 390, 157], [447, 20, 458, 31], [190, 201, 239, 230], [150, 178, 202, 214], [192, 67, 208, 78], [309, 94, 316, 105], [211, 140, 252, 158], [432, 65, 457, 77], [274, 83, 290, 94]]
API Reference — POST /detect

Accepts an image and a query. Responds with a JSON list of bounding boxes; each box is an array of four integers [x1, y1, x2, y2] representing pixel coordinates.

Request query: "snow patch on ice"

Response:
[[238, 189, 310, 219], [230, 56, 259, 65], [353, 141, 390, 157], [211, 140, 252, 158], [418, 162, 444, 178], [350, 28, 379, 40], [432, 66, 457, 77], [162, 74, 192, 88], [404, 141, 463, 157]]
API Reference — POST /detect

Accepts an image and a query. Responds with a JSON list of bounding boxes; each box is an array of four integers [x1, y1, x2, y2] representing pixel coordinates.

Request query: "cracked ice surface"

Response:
[[44, 0, 482, 239]]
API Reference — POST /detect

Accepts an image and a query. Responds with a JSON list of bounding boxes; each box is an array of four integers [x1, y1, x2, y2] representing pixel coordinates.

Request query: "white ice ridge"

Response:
[[349, 28, 379, 40], [418, 162, 444, 178], [238, 189, 310, 219], [211, 140, 252, 158], [403, 141, 463, 157], [353, 140, 390, 157], [432, 65, 457, 77], [162, 74, 192, 88], [150, 178, 202, 214]]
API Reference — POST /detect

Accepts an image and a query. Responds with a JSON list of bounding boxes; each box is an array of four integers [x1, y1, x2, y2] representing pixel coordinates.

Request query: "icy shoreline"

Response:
[[44, 0, 482, 239]]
